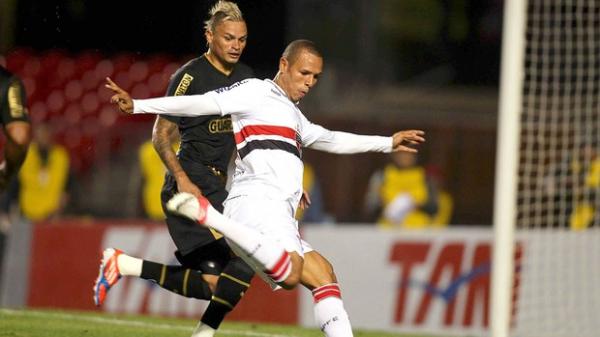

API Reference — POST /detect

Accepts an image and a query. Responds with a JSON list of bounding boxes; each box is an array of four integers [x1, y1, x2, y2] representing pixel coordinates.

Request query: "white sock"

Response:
[[203, 205, 291, 283], [312, 284, 353, 337], [116, 253, 143, 276], [191, 322, 215, 337]]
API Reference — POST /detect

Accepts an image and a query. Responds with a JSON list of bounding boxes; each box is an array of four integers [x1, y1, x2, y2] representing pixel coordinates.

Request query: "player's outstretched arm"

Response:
[[105, 77, 221, 117], [391, 130, 426, 153]]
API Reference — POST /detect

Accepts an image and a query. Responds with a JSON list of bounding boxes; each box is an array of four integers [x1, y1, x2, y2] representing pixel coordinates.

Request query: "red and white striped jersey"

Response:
[[134, 78, 392, 207]]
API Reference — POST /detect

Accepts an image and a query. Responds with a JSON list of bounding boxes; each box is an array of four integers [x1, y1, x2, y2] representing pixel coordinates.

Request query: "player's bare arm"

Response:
[[152, 116, 203, 198], [391, 130, 426, 153], [105, 77, 134, 114], [0, 121, 32, 189]]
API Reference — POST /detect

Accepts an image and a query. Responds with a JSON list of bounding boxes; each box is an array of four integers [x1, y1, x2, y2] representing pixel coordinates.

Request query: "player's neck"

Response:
[[273, 74, 295, 103], [205, 52, 234, 76], [273, 74, 288, 96]]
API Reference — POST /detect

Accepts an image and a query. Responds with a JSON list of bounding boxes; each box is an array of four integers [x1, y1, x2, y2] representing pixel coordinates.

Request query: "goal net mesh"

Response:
[[514, 1, 600, 336]]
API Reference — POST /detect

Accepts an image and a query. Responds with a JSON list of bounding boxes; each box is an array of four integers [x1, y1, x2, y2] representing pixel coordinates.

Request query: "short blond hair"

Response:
[[204, 1, 244, 33]]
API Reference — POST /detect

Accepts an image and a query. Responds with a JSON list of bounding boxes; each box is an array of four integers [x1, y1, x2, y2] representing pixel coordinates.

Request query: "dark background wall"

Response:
[[1, 0, 504, 225]]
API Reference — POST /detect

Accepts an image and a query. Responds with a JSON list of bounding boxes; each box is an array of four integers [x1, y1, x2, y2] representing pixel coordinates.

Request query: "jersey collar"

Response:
[[203, 53, 234, 77], [265, 79, 299, 105]]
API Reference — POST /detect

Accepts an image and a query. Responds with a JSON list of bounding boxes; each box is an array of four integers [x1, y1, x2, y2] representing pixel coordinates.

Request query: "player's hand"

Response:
[[299, 189, 312, 210], [105, 77, 134, 114], [391, 130, 425, 153], [176, 177, 204, 199]]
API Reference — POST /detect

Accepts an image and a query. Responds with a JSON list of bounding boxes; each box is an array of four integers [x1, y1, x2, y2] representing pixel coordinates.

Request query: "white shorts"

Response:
[[223, 195, 313, 257], [223, 195, 313, 289]]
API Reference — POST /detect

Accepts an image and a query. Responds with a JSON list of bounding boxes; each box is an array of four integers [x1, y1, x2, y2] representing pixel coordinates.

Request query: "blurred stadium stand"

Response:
[[0, 49, 189, 217], [0, 48, 498, 224]]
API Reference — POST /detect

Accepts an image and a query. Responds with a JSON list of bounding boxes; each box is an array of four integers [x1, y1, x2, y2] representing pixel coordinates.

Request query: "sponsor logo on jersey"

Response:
[[214, 79, 249, 93], [174, 73, 194, 96], [8, 82, 25, 118], [208, 117, 233, 133]]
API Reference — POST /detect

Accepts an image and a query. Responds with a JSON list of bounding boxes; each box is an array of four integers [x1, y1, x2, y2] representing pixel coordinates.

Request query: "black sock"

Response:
[[201, 257, 255, 329], [140, 260, 212, 300]]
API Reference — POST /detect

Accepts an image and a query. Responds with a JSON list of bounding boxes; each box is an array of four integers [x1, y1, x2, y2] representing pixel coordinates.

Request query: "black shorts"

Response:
[[160, 161, 228, 257], [174, 239, 232, 275]]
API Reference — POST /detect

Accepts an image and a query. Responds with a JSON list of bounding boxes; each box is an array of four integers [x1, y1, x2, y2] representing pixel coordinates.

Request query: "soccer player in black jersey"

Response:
[[93, 2, 254, 336], [0, 65, 32, 281], [0, 66, 32, 190]]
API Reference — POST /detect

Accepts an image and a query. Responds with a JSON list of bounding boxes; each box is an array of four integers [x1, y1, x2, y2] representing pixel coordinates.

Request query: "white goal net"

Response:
[[495, 1, 600, 337]]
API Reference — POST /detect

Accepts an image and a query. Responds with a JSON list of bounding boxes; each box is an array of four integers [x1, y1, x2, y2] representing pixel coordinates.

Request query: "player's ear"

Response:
[[279, 57, 289, 73], [205, 30, 213, 47]]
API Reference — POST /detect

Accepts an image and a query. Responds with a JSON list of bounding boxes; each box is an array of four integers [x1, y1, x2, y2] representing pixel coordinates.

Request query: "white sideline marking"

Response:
[[0, 309, 297, 337]]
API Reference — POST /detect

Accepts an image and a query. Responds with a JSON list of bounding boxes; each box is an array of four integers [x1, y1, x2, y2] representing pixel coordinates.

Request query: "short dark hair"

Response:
[[281, 39, 322, 65]]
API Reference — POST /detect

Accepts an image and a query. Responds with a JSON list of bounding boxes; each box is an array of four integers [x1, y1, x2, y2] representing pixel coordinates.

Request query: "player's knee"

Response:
[[202, 274, 219, 293], [279, 257, 303, 290], [279, 273, 301, 290]]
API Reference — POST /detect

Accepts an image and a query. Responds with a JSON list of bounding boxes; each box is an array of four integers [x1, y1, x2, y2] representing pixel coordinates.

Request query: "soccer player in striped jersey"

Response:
[[107, 39, 425, 337]]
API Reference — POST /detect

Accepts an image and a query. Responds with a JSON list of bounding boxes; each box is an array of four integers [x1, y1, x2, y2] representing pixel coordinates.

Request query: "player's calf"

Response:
[[140, 260, 212, 300], [200, 257, 254, 330], [312, 283, 353, 337]]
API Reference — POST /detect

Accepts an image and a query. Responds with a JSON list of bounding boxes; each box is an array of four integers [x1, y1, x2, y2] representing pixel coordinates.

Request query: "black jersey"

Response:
[[163, 55, 254, 173], [0, 67, 30, 126]]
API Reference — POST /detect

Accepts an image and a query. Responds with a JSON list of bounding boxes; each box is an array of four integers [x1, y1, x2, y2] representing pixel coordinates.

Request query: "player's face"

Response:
[[206, 20, 248, 66], [279, 50, 323, 102]]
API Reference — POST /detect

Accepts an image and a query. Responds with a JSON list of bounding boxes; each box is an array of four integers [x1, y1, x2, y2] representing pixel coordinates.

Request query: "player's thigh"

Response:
[[225, 196, 304, 255], [300, 250, 337, 290]]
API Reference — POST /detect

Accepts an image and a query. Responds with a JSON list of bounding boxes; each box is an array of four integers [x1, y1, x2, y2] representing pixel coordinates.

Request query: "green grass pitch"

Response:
[[0, 308, 444, 337]]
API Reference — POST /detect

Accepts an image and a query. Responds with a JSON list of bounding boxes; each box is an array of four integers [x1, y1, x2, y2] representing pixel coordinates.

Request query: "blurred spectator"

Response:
[[569, 143, 600, 230], [138, 137, 178, 220], [295, 162, 332, 224], [138, 139, 165, 220], [363, 151, 452, 228], [544, 142, 599, 230], [18, 124, 70, 221]]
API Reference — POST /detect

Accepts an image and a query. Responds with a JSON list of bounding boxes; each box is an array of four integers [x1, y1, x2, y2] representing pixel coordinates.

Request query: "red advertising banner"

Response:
[[27, 220, 298, 324]]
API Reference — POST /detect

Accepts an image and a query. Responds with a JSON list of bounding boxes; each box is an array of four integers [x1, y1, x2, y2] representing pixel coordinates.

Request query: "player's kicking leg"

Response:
[[167, 192, 302, 289]]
